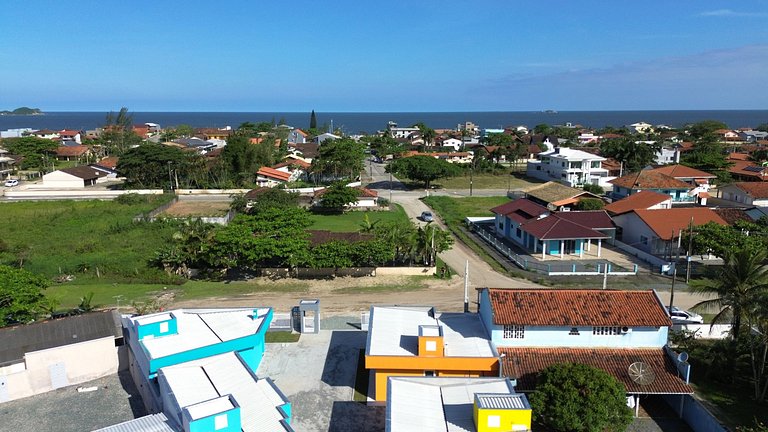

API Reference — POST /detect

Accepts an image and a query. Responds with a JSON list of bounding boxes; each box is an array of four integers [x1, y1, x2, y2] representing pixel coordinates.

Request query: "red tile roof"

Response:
[[728, 160, 768, 180], [274, 158, 311, 169], [728, 182, 768, 199], [55, 145, 90, 157], [555, 210, 614, 230], [96, 156, 119, 169], [491, 199, 548, 224], [521, 214, 609, 240], [604, 191, 671, 216], [499, 347, 692, 394], [633, 208, 727, 240], [256, 166, 291, 182], [58, 129, 80, 136], [486, 288, 671, 327], [728, 152, 750, 161], [649, 164, 715, 179], [609, 170, 692, 190]]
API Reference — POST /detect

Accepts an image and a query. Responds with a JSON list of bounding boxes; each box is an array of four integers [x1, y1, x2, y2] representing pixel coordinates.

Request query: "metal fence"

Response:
[[469, 222, 637, 276]]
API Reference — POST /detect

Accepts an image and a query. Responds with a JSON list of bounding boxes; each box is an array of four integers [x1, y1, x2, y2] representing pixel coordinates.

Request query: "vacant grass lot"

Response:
[[422, 196, 510, 226], [0, 196, 176, 282], [307, 204, 409, 232], [434, 172, 542, 190]]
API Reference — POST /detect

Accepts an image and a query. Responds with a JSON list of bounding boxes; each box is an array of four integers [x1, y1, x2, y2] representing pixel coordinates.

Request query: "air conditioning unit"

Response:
[[621, 326, 632, 334]]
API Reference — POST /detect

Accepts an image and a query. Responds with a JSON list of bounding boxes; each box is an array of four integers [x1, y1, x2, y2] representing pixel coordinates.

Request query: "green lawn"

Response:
[[434, 173, 542, 190], [46, 279, 310, 309], [693, 381, 768, 429], [331, 276, 430, 294], [308, 204, 409, 232], [422, 196, 510, 226], [265, 332, 301, 343], [0, 196, 176, 282]]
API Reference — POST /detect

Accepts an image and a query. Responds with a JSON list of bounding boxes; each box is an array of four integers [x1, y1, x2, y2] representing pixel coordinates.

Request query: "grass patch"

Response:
[[435, 173, 541, 190], [692, 381, 768, 429], [0, 196, 176, 282], [308, 204, 409, 232], [47, 279, 310, 309], [265, 332, 301, 343], [422, 196, 510, 225], [353, 349, 369, 402], [332, 276, 429, 294]]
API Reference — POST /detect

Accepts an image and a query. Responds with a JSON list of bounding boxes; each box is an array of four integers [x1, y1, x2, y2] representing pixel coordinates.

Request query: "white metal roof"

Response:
[[541, 147, 606, 161], [132, 308, 270, 360], [386, 377, 516, 432], [160, 353, 289, 432], [475, 393, 529, 410], [185, 396, 234, 421], [366, 306, 495, 358], [92, 413, 175, 432]]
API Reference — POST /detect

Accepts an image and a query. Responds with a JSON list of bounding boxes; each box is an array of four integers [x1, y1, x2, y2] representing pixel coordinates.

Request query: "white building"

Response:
[[718, 183, 768, 207], [441, 138, 463, 151], [526, 146, 611, 187]]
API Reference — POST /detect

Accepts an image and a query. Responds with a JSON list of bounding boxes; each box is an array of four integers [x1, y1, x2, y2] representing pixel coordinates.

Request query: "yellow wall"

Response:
[[473, 406, 532, 432]]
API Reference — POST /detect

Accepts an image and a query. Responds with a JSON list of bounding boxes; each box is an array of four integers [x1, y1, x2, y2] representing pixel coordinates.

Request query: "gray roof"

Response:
[[0, 310, 122, 366], [92, 413, 176, 432]]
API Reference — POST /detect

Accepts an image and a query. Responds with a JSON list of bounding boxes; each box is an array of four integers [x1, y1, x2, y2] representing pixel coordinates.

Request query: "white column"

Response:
[[542, 241, 546, 260], [587, 239, 591, 252], [560, 240, 564, 259], [579, 240, 584, 258], [597, 239, 602, 258]]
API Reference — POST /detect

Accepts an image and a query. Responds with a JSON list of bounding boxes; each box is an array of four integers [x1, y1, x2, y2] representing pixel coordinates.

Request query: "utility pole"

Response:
[[669, 229, 682, 310], [464, 260, 469, 312], [389, 171, 393, 203], [469, 165, 474, 197], [685, 217, 694, 283], [167, 161, 173, 191]]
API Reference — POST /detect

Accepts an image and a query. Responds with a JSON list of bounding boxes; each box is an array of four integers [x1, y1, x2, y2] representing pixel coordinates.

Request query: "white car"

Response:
[[667, 306, 704, 324], [4, 179, 19, 187]]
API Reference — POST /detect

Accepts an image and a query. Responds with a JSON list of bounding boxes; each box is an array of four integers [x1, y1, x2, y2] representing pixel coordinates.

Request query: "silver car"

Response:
[[667, 306, 704, 324]]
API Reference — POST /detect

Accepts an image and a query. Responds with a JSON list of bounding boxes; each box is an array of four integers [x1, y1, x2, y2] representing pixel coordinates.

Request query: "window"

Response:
[[591, 161, 601, 168], [516, 228, 521, 237], [569, 327, 580, 336], [214, 414, 228, 430], [487, 416, 501, 428], [593, 326, 621, 335], [425, 341, 437, 352], [570, 162, 582, 169], [640, 235, 648, 245], [425, 371, 435, 377], [503, 325, 525, 339], [499, 222, 504, 230], [159, 322, 169, 333]]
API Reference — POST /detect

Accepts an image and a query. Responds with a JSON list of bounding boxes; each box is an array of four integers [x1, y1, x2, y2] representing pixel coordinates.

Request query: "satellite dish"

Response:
[[628, 362, 656, 386], [677, 352, 689, 363]]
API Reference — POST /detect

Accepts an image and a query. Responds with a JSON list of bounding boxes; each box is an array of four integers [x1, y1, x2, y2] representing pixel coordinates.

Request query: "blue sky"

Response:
[[1, 1, 767, 111]]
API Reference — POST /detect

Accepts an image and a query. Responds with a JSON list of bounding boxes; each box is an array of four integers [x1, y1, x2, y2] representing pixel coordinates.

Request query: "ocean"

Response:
[[1, 110, 767, 135]]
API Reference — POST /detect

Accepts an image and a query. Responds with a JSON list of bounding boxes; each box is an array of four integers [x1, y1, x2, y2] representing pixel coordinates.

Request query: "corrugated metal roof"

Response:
[[366, 306, 495, 358], [475, 394, 528, 410], [92, 413, 175, 432], [0, 310, 122, 365]]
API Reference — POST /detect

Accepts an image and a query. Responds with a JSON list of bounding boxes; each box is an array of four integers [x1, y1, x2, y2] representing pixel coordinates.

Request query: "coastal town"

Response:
[[2, 111, 768, 432]]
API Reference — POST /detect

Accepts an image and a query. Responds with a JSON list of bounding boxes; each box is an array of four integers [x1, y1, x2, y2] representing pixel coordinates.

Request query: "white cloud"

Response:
[[699, 9, 768, 18]]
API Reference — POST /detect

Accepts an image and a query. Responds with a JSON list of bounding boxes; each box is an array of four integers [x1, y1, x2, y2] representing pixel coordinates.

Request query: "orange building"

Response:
[[364, 306, 499, 402]]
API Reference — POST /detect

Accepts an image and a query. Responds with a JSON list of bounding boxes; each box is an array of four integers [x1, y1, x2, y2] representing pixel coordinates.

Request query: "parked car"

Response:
[[667, 306, 704, 324], [4, 179, 19, 187], [420, 211, 434, 222]]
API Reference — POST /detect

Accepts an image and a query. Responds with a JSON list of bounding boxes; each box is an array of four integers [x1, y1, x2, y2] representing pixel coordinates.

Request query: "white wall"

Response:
[[612, 212, 659, 254], [0, 337, 117, 403], [490, 325, 668, 348], [41, 171, 84, 188]]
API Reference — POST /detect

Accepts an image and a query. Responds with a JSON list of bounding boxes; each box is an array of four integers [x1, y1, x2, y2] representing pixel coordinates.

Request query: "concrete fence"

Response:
[[662, 394, 727, 432], [671, 324, 732, 339], [3, 189, 164, 200], [613, 240, 669, 272], [375, 266, 436, 276]]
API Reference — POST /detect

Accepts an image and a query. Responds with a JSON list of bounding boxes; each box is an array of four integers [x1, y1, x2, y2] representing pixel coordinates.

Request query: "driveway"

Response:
[[258, 330, 385, 432], [366, 159, 541, 289]]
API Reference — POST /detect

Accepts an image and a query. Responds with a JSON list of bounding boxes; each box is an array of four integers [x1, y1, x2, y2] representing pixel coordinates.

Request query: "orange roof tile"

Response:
[[499, 347, 692, 394], [728, 182, 768, 199], [256, 166, 291, 181], [633, 208, 727, 240], [609, 170, 692, 190], [486, 288, 671, 327], [97, 156, 119, 169], [728, 152, 750, 161], [649, 164, 715, 179], [604, 191, 671, 216], [55, 145, 90, 157]]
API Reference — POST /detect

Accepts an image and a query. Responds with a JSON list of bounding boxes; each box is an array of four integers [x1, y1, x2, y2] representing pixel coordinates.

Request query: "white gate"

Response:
[[49, 362, 69, 389]]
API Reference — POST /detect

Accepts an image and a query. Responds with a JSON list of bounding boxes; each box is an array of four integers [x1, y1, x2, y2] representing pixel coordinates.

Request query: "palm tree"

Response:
[[691, 248, 768, 340]]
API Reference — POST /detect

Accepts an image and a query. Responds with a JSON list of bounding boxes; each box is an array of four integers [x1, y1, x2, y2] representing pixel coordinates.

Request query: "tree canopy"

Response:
[[318, 183, 359, 211], [0, 136, 59, 170], [600, 137, 660, 173], [311, 138, 366, 181], [386, 155, 461, 188], [0, 265, 50, 327], [530, 362, 633, 432], [117, 143, 200, 189]]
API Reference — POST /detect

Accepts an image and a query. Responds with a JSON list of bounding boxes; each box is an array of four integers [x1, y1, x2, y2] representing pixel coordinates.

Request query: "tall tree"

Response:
[[1, 136, 58, 170], [311, 138, 365, 181], [101, 107, 143, 155], [691, 248, 768, 340], [0, 265, 50, 327], [600, 137, 660, 173], [386, 155, 461, 188], [218, 135, 261, 186], [309, 110, 317, 130], [117, 143, 194, 188]]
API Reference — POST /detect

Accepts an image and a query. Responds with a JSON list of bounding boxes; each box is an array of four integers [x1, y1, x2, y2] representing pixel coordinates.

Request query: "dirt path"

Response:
[[173, 275, 493, 314]]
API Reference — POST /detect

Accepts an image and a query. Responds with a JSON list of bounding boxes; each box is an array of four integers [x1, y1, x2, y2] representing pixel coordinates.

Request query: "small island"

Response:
[[0, 107, 44, 115]]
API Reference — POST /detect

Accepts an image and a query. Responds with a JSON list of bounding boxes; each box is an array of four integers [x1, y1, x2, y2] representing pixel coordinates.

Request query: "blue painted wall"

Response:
[[137, 315, 178, 340], [490, 324, 668, 348], [188, 407, 241, 432]]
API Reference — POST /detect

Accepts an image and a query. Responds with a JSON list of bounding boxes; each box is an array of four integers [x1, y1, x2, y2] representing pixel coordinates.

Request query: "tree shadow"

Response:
[[328, 401, 385, 432]]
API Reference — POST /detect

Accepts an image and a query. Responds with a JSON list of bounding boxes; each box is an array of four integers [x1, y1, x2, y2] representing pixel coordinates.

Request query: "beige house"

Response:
[[0, 310, 123, 403]]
